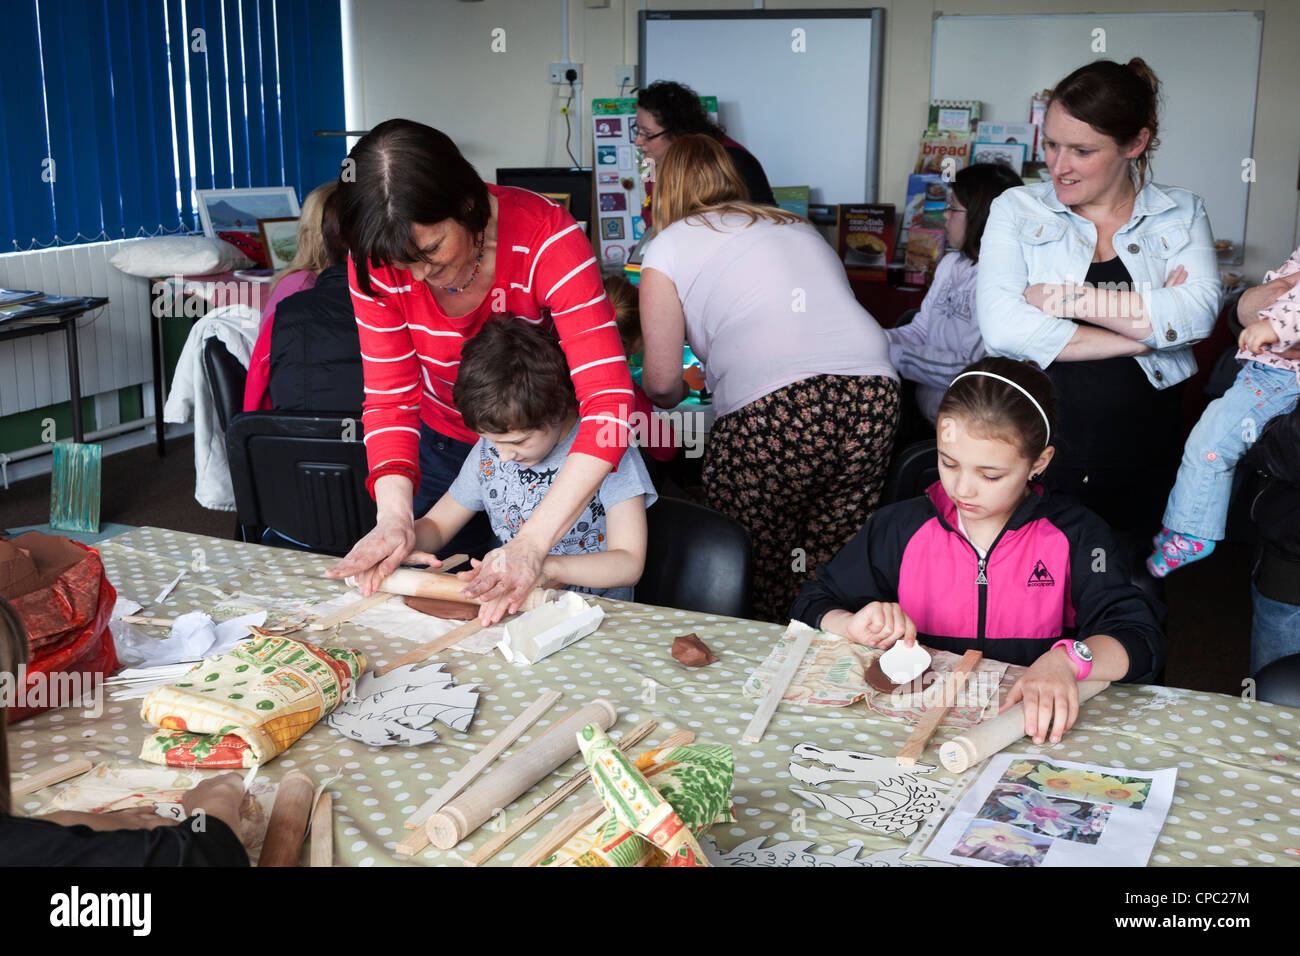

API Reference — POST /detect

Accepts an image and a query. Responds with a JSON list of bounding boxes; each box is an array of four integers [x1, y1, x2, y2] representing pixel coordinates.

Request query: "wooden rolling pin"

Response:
[[938, 679, 1110, 773], [425, 699, 617, 850], [258, 772, 316, 867], [346, 568, 556, 611]]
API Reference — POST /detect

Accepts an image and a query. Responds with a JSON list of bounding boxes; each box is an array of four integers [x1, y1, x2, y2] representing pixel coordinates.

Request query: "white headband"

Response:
[[948, 371, 1052, 446]]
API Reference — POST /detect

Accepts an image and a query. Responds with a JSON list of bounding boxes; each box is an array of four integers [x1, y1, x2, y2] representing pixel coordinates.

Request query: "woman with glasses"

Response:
[[635, 80, 774, 228], [885, 163, 1024, 424], [638, 135, 897, 623]]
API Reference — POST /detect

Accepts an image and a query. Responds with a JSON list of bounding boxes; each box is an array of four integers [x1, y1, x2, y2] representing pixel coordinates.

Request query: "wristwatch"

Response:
[[1051, 639, 1093, 680]]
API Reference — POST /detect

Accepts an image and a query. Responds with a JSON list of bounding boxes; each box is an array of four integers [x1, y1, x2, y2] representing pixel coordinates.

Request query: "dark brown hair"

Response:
[[336, 119, 491, 297], [453, 317, 576, 435], [1049, 58, 1161, 187], [320, 188, 348, 268], [637, 81, 725, 140], [951, 162, 1024, 263], [603, 274, 641, 356], [937, 357, 1059, 463], [0, 596, 29, 815]]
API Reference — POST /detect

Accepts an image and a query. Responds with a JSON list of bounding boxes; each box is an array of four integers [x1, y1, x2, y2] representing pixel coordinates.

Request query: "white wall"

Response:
[[353, 0, 1300, 278]]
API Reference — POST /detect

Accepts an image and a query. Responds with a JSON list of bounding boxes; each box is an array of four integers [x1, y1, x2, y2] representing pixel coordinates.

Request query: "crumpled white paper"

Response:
[[327, 663, 479, 746]]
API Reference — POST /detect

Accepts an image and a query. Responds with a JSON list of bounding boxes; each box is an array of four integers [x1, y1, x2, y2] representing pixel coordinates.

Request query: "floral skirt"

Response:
[[703, 374, 900, 623]]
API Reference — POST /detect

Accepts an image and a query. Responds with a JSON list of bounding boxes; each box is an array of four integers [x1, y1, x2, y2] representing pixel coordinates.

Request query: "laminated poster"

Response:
[[922, 753, 1176, 867]]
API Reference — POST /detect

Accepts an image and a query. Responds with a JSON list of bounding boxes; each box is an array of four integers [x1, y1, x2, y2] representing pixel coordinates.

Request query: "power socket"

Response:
[[615, 65, 636, 91], [549, 62, 582, 85]]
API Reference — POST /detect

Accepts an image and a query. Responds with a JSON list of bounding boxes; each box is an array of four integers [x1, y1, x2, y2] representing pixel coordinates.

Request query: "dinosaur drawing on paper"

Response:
[[788, 743, 949, 838], [700, 836, 953, 868], [327, 662, 478, 746]]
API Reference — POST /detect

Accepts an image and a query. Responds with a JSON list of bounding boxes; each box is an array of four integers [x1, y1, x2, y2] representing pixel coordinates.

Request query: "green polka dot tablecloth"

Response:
[[11, 528, 1300, 867]]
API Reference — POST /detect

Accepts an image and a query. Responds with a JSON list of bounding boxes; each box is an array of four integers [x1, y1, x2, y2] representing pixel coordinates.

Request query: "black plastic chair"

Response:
[[202, 336, 249, 434], [1254, 653, 1300, 706], [225, 411, 376, 556], [881, 438, 938, 506], [634, 496, 753, 619]]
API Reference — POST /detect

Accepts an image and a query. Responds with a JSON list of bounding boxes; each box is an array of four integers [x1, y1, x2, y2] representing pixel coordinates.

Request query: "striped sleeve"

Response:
[[348, 256, 425, 488], [531, 217, 634, 467]]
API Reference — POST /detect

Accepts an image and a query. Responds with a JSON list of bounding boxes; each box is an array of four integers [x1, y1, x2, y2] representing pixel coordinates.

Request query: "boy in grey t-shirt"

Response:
[[411, 317, 656, 604]]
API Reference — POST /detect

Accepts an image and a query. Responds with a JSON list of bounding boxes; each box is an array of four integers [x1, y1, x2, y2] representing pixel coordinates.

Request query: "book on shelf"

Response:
[[837, 204, 895, 282], [916, 131, 973, 176], [927, 100, 981, 133], [898, 174, 947, 260]]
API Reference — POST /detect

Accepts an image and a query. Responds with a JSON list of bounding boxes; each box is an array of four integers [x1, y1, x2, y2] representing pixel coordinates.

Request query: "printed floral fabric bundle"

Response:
[[140, 635, 364, 768], [539, 725, 734, 867]]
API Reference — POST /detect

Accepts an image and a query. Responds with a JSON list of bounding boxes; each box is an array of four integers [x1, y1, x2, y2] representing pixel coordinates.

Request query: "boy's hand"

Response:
[[1239, 320, 1280, 354], [1001, 649, 1080, 744], [844, 602, 916, 649]]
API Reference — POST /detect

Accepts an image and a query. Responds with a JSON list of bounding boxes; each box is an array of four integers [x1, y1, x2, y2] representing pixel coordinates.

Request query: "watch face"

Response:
[[1073, 641, 1093, 662]]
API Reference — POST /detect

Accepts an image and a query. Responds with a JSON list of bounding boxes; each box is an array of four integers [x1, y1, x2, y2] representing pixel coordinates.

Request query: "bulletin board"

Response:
[[591, 98, 648, 270]]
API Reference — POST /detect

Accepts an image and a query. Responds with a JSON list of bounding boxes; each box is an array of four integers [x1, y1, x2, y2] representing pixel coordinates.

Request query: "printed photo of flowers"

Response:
[[977, 783, 1110, 844], [951, 820, 1051, 867], [1002, 759, 1151, 809]]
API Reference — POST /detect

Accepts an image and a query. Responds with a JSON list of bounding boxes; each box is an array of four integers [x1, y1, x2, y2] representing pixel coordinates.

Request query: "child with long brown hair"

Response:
[[792, 358, 1165, 745]]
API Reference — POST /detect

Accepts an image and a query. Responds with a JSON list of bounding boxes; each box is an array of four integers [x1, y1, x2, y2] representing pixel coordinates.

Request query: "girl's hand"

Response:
[[458, 538, 548, 624], [1023, 283, 1060, 314], [1164, 265, 1188, 288], [844, 602, 917, 649], [1239, 320, 1280, 355], [1001, 649, 1080, 744]]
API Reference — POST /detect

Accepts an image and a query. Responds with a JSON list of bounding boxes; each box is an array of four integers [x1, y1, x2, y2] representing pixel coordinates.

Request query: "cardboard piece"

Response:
[[498, 591, 604, 665]]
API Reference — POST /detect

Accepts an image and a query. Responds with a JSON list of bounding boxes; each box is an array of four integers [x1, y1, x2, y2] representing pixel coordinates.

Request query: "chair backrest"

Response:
[[634, 496, 753, 618], [225, 411, 376, 556], [881, 438, 938, 506], [203, 336, 249, 434], [1254, 652, 1300, 706]]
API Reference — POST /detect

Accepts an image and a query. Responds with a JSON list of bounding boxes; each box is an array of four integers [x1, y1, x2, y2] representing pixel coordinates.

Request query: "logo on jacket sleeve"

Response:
[[1027, 560, 1055, 587]]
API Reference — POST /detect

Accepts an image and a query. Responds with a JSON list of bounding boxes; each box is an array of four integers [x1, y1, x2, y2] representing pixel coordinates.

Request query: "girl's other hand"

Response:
[[844, 602, 916, 649], [1000, 651, 1080, 744], [1239, 320, 1280, 355], [1163, 265, 1187, 288]]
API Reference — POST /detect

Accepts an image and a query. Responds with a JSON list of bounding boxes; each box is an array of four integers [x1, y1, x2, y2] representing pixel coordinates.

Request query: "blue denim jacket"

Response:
[[976, 181, 1222, 389]]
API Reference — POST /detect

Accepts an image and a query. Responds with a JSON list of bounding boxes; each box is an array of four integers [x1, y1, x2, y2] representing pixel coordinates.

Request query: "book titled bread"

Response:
[[838, 204, 896, 282], [915, 131, 973, 176]]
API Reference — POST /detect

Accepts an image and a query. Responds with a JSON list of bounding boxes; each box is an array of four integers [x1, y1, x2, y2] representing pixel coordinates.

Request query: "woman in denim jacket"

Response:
[[976, 58, 1219, 534]]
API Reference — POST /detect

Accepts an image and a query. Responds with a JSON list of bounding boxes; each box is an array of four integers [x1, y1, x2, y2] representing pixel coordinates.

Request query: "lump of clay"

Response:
[[672, 633, 718, 667]]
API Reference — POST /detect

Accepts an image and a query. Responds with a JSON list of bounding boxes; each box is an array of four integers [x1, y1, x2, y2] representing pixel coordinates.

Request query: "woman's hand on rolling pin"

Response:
[[457, 537, 548, 624], [325, 510, 438, 596], [843, 602, 917, 649], [1000, 650, 1079, 745], [182, 772, 247, 837]]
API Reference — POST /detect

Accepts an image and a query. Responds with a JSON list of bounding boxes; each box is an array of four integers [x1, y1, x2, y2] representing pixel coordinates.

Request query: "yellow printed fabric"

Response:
[[540, 726, 734, 867], [139, 635, 364, 768]]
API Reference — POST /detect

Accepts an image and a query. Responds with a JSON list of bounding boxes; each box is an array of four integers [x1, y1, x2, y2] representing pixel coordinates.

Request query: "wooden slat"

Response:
[[897, 649, 983, 767], [742, 628, 815, 744], [12, 758, 94, 798], [309, 792, 333, 867], [307, 591, 394, 630], [394, 690, 563, 857]]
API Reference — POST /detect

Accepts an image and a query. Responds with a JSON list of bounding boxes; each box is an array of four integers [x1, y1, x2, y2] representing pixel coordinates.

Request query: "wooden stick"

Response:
[[118, 615, 175, 627], [12, 758, 94, 797], [152, 568, 186, 604], [939, 679, 1111, 773], [394, 690, 563, 856], [438, 553, 469, 572], [513, 729, 696, 868], [378, 618, 487, 676], [425, 699, 617, 850], [742, 627, 815, 744], [309, 792, 333, 867], [463, 719, 659, 867], [258, 772, 315, 867], [307, 591, 394, 631], [897, 650, 982, 767]]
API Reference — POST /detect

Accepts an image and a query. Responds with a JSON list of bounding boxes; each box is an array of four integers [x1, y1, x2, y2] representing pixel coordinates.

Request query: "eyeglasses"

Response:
[[629, 121, 668, 142], [944, 203, 966, 215]]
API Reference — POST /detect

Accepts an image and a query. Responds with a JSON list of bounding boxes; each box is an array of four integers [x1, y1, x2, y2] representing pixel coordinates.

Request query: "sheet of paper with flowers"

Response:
[[139, 635, 364, 768], [538, 727, 735, 867], [921, 753, 1176, 867]]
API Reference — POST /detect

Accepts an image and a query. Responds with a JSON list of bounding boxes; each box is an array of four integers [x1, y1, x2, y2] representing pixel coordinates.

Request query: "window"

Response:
[[0, 0, 344, 250]]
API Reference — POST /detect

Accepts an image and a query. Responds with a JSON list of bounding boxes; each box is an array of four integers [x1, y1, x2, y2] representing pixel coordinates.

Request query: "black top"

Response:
[[1246, 406, 1300, 603], [0, 814, 250, 867], [269, 265, 364, 414], [722, 142, 776, 207], [1043, 257, 1184, 533]]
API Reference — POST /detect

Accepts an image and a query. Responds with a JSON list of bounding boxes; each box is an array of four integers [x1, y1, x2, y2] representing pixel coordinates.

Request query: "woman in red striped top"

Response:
[[325, 121, 634, 618]]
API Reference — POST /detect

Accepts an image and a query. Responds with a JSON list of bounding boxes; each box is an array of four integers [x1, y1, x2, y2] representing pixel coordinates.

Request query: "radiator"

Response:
[[0, 241, 155, 418]]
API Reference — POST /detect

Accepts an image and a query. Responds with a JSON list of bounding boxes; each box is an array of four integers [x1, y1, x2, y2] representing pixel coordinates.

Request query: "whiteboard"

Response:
[[641, 10, 884, 204], [932, 12, 1262, 259]]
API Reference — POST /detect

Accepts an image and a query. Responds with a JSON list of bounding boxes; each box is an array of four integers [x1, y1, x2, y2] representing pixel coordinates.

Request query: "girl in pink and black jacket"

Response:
[[792, 358, 1165, 746]]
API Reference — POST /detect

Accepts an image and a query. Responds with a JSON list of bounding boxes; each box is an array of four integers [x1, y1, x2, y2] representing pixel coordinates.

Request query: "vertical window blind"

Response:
[[0, 0, 344, 251]]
